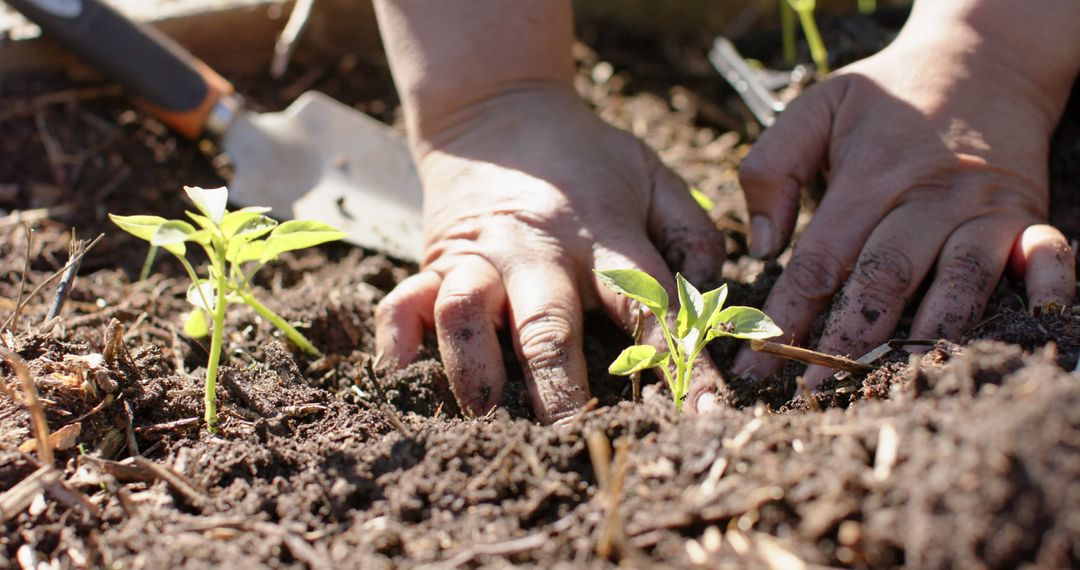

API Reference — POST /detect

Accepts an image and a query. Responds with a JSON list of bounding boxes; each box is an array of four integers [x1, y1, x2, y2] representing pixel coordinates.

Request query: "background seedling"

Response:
[[111, 186, 346, 431], [782, 0, 830, 73], [596, 269, 781, 411]]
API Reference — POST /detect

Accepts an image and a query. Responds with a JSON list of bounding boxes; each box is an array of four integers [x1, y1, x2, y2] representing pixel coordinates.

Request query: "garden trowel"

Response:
[[7, 0, 424, 261]]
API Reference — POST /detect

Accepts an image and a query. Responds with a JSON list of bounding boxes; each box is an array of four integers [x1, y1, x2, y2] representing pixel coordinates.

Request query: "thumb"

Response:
[[738, 79, 841, 259]]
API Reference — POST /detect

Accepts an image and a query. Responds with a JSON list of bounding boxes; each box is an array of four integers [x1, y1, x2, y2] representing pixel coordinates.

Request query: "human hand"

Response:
[[733, 21, 1078, 388], [375, 87, 727, 422]]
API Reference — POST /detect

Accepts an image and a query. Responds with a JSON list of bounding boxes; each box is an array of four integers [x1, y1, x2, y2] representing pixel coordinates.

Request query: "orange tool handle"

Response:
[[7, 0, 235, 140]]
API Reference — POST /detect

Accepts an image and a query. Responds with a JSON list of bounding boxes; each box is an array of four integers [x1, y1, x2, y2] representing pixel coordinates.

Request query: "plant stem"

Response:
[[139, 245, 159, 282], [238, 290, 321, 356], [204, 255, 228, 432], [673, 356, 689, 412]]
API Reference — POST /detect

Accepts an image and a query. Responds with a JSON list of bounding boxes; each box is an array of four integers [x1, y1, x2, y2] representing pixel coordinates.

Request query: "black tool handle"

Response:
[[6, 0, 234, 138]]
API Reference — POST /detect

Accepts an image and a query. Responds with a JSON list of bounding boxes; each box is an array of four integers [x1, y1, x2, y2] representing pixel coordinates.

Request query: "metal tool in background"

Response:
[[6, 0, 425, 261], [709, 36, 791, 128]]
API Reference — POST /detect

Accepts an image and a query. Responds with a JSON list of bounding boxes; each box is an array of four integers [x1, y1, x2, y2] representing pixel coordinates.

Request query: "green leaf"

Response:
[[186, 280, 217, 311], [594, 269, 669, 316], [150, 220, 198, 256], [182, 309, 209, 339], [689, 188, 715, 211], [109, 214, 169, 243], [702, 284, 729, 329], [608, 345, 670, 376], [708, 306, 782, 340], [185, 210, 216, 231], [231, 239, 267, 265], [187, 229, 214, 246], [223, 213, 277, 264], [221, 208, 275, 240], [675, 273, 704, 338], [259, 220, 347, 263], [184, 186, 228, 223]]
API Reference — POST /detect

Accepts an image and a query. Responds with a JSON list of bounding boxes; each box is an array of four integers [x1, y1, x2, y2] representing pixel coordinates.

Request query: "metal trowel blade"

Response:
[[222, 91, 424, 262]]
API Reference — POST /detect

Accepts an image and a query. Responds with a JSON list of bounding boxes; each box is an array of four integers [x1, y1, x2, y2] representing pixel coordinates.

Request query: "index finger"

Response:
[[732, 188, 882, 380]]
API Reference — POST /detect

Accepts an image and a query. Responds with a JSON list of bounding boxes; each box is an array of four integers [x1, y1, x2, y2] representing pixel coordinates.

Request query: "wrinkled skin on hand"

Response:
[[375, 88, 726, 423], [731, 33, 1076, 389]]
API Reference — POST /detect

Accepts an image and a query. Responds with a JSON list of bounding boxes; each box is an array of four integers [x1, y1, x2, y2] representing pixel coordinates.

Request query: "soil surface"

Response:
[[3, 11, 1080, 570]]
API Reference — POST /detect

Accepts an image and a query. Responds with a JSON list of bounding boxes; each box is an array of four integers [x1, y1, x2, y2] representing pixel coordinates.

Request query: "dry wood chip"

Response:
[[283, 403, 327, 417], [753, 533, 807, 570], [872, 423, 900, 481], [3, 349, 53, 464], [726, 529, 750, 555], [685, 538, 709, 565], [18, 421, 80, 454], [0, 465, 99, 523], [703, 526, 723, 553], [80, 456, 156, 484], [723, 417, 763, 449]]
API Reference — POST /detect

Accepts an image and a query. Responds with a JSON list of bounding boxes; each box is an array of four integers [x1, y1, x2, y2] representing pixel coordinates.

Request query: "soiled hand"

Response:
[[375, 88, 726, 422], [731, 19, 1077, 389]]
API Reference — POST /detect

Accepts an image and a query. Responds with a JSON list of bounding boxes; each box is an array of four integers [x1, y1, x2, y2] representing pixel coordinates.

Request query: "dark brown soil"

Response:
[[3, 10, 1080, 570]]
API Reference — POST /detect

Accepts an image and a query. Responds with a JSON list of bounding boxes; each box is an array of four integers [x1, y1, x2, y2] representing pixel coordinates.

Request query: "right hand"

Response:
[[374, 87, 727, 423]]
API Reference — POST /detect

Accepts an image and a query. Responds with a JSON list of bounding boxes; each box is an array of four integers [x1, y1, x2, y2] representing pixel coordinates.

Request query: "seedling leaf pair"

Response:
[[596, 269, 781, 411]]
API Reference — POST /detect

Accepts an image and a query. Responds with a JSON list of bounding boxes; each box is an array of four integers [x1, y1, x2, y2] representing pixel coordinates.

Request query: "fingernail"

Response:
[[749, 215, 775, 259], [696, 391, 718, 414]]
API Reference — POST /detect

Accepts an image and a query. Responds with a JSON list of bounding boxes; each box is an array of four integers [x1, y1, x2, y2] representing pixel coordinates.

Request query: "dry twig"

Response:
[[588, 431, 640, 561], [630, 305, 645, 403], [2, 349, 52, 464], [45, 230, 90, 322], [132, 457, 208, 508], [0, 85, 123, 123], [750, 340, 873, 374], [0, 233, 104, 332], [10, 225, 32, 333], [0, 204, 77, 230]]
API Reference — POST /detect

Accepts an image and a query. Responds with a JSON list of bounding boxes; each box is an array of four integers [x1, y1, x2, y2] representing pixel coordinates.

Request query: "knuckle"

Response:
[[434, 290, 485, 331], [655, 225, 723, 275], [782, 249, 847, 301], [738, 157, 786, 193], [849, 246, 916, 299], [515, 305, 577, 372], [373, 298, 397, 327], [936, 246, 995, 297]]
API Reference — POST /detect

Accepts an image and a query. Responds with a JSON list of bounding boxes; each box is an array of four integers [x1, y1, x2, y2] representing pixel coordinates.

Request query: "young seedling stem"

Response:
[[786, 0, 830, 73], [112, 186, 346, 431]]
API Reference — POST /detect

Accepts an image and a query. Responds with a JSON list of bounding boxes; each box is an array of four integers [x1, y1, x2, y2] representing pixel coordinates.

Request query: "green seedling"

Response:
[[595, 269, 781, 412], [111, 186, 346, 431], [782, 0, 830, 74]]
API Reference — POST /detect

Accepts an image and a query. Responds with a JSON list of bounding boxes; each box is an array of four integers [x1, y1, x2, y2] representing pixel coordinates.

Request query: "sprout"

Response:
[[111, 186, 346, 431], [595, 269, 781, 411]]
